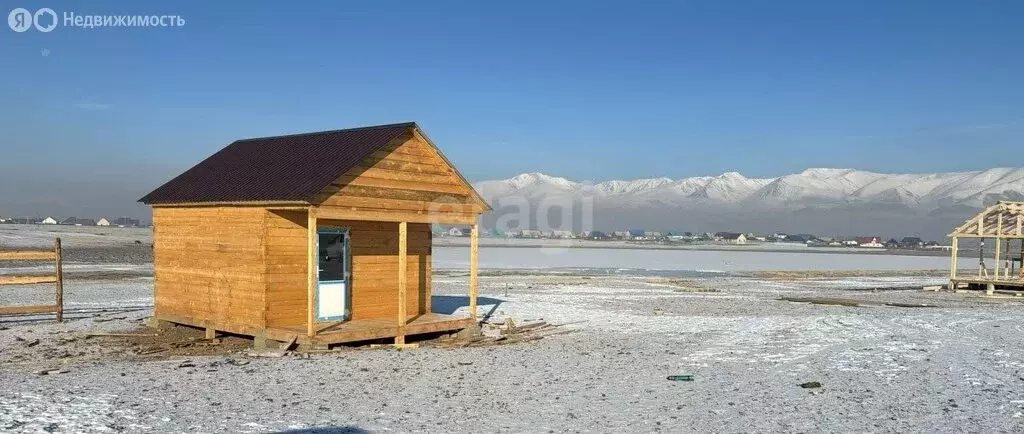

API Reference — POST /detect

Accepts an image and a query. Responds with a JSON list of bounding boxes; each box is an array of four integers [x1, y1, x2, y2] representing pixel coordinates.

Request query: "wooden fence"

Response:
[[0, 238, 64, 321]]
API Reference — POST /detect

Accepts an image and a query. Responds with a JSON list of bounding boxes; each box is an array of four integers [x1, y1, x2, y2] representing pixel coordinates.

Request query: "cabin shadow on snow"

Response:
[[431, 294, 503, 319]]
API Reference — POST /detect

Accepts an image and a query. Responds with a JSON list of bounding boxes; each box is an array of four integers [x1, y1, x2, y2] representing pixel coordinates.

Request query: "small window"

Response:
[[318, 231, 347, 282]]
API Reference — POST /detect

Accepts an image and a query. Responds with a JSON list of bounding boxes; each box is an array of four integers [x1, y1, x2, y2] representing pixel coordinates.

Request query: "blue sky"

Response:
[[1, 0, 1022, 217]]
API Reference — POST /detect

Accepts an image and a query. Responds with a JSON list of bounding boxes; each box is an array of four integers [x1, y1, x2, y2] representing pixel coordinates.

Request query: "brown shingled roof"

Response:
[[139, 122, 417, 204]]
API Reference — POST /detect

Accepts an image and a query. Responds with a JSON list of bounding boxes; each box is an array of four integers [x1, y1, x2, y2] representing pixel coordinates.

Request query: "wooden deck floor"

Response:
[[953, 277, 1024, 290], [266, 313, 475, 345]]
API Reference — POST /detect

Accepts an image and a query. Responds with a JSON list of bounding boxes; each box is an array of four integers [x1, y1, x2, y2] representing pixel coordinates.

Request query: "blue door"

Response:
[[316, 228, 350, 321]]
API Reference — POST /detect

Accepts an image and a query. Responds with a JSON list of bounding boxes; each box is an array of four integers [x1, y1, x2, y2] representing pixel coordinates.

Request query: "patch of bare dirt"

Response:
[[1, 324, 253, 368], [94, 325, 253, 360]]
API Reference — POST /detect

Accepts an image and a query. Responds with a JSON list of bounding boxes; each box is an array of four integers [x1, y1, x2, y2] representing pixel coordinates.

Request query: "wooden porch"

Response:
[[267, 313, 475, 345], [303, 205, 481, 346]]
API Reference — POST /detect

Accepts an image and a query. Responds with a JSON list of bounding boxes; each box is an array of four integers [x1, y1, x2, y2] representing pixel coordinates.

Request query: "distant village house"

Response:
[[447, 227, 470, 237], [61, 217, 96, 226], [715, 232, 747, 244], [856, 237, 884, 248]]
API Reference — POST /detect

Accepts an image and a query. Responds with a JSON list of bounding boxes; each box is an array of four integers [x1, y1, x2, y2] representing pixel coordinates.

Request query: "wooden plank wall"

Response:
[[264, 210, 309, 327], [261, 216, 432, 326], [320, 219, 431, 321], [312, 133, 483, 224], [152, 207, 267, 333]]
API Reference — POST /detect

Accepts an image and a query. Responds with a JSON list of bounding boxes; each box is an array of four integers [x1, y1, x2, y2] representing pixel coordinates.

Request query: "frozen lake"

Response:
[[433, 246, 951, 272]]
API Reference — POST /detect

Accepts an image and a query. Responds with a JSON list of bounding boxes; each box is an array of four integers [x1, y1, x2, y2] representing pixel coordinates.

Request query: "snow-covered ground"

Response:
[[0, 225, 149, 249], [1, 226, 1021, 432], [434, 245, 952, 272], [434, 236, 954, 256], [3, 269, 1023, 432]]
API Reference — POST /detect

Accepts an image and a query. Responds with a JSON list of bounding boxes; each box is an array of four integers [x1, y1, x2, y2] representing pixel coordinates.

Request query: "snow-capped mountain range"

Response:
[[473, 168, 1024, 239], [475, 168, 1024, 209]]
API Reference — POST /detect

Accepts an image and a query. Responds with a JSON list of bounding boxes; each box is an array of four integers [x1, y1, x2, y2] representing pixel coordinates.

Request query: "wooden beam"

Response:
[[952, 234, 1024, 239], [307, 209, 317, 338], [0, 275, 58, 285], [979, 238, 986, 278], [950, 236, 959, 284], [313, 205, 477, 225], [469, 222, 479, 320], [0, 251, 55, 261], [0, 304, 58, 315], [995, 214, 1003, 279], [54, 238, 63, 322], [1006, 239, 1013, 279], [331, 174, 471, 196], [396, 221, 408, 345], [321, 195, 480, 214], [979, 212, 985, 235]]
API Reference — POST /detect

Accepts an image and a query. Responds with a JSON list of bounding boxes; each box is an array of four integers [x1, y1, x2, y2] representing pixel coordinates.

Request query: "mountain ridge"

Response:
[[472, 167, 1024, 239], [474, 167, 1024, 210]]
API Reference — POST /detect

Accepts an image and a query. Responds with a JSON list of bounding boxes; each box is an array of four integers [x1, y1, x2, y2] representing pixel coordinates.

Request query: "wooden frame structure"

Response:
[[140, 123, 490, 347], [0, 238, 64, 321], [948, 201, 1024, 294]]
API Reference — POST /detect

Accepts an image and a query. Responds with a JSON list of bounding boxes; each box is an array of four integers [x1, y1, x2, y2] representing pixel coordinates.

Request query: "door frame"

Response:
[[315, 227, 351, 321]]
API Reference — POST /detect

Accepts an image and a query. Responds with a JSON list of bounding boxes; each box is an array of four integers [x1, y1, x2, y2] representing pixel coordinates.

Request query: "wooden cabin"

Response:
[[139, 122, 490, 347], [948, 201, 1024, 294]]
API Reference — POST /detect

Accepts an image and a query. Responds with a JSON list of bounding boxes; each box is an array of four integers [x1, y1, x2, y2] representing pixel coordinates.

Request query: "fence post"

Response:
[[54, 238, 63, 322]]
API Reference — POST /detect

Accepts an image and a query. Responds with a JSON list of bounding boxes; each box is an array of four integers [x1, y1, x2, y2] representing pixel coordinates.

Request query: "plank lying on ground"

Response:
[[884, 302, 937, 308], [781, 297, 937, 308], [277, 337, 297, 357], [0, 275, 58, 285], [0, 251, 56, 261], [779, 297, 862, 307], [513, 321, 549, 332], [434, 327, 579, 348], [0, 304, 58, 315], [84, 332, 159, 338]]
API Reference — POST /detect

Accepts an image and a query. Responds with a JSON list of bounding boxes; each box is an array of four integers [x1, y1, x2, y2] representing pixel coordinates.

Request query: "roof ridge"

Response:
[[234, 122, 416, 143]]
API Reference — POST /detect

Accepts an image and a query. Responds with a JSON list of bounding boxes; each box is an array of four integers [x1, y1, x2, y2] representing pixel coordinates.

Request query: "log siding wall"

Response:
[[152, 207, 267, 334]]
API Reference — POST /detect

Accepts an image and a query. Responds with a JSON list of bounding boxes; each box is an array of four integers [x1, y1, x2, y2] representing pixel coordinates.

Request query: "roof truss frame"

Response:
[[949, 201, 1024, 238]]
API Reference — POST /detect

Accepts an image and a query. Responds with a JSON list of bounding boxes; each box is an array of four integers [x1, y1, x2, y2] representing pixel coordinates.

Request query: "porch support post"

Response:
[[54, 237, 63, 323], [307, 208, 317, 338], [979, 238, 986, 278], [469, 221, 479, 321], [949, 236, 958, 289], [995, 213, 1003, 281], [396, 221, 408, 345]]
